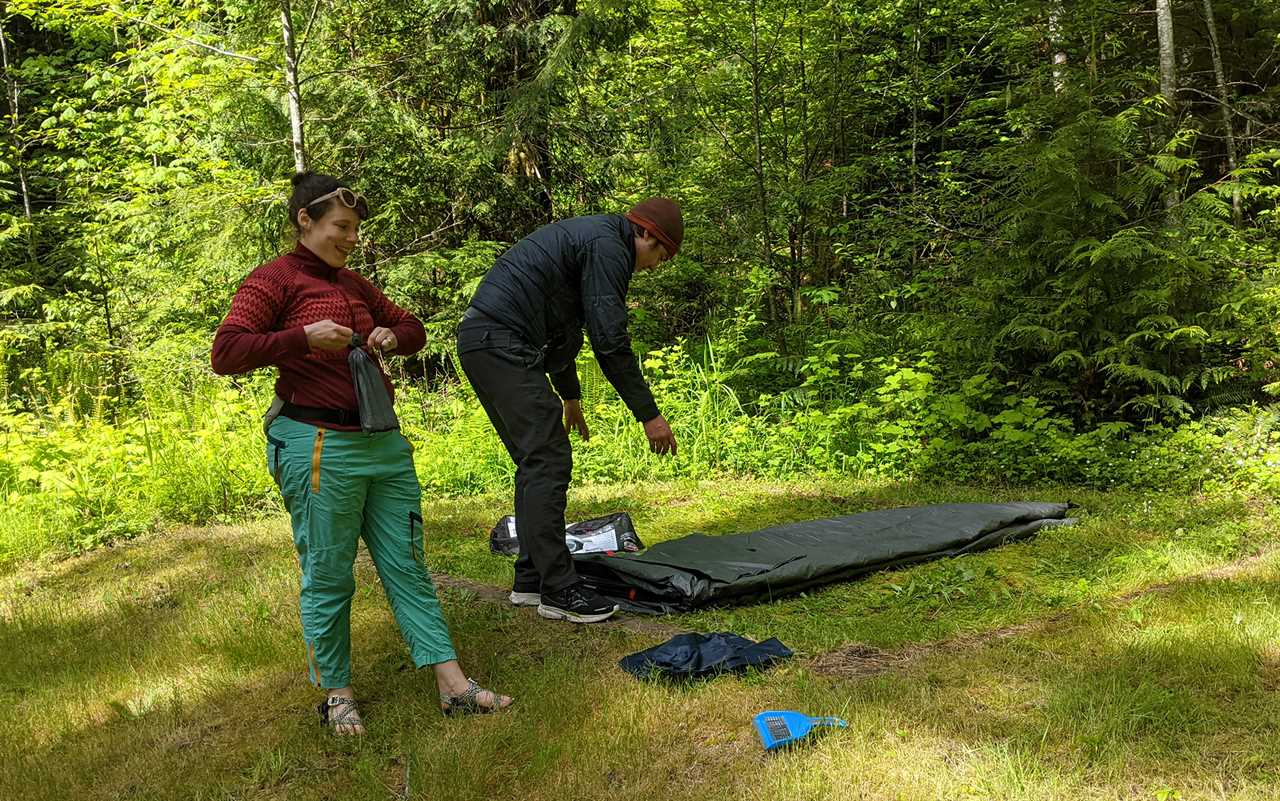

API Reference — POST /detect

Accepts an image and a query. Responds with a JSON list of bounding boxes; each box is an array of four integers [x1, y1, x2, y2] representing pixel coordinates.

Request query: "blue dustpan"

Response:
[[754, 710, 847, 750]]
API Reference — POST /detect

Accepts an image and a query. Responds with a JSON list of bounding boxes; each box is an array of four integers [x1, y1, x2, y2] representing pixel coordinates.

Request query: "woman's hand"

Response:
[[368, 327, 398, 352], [563, 399, 590, 441], [304, 319, 354, 351]]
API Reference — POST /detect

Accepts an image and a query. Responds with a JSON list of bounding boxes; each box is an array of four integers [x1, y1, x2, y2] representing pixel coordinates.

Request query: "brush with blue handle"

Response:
[[754, 710, 848, 750]]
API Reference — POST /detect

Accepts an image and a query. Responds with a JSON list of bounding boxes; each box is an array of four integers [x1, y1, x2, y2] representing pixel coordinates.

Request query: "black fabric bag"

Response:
[[619, 632, 793, 680], [489, 512, 644, 556], [348, 340, 399, 433]]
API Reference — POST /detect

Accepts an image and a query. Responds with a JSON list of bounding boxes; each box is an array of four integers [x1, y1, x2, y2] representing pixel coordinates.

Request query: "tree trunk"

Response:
[[91, 243, 115, 342], [1048, 2, 1067, 93], [1155, 0, 1176, 108], [796, 17, 810, 323], [748, 0, 775, 323], [1201, 0, 1241, 225], [280, 0, 307, 173], [476, 0, 562, 229], [1154, 0, 1177, 210], [0, 20, 35, 263], [910, 6, 920, 192]]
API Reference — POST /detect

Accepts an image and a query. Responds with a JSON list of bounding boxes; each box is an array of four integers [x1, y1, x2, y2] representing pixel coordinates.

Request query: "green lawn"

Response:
[[3, 478, 1277, 800]]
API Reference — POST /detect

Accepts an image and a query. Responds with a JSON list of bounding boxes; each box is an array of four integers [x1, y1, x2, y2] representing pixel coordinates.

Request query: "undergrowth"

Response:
[[3, 341, 1279, 564]]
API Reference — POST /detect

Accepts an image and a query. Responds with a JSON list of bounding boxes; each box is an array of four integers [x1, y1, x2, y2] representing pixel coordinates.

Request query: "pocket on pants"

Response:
[[266, 433, 287, 486], [458, 327, 543, 370], [409, 511, 425, 565], [456, 325, 494, 354]]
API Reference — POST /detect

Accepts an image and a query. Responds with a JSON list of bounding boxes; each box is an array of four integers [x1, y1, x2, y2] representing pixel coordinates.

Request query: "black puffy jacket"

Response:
[[462, 214, 659, 422]]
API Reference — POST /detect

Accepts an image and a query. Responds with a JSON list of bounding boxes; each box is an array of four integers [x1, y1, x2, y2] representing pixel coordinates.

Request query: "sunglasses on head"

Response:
[[306, 186, 369, 218]]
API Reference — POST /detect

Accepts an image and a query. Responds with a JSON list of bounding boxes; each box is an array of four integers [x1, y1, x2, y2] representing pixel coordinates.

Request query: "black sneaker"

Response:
[[509, 581, 541, 607], [537, 583, 618, 624]]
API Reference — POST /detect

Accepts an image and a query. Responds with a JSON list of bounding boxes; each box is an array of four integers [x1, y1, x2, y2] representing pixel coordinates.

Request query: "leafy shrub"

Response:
[[4, 340, 1278, 566], [0, 344, 279, 564]]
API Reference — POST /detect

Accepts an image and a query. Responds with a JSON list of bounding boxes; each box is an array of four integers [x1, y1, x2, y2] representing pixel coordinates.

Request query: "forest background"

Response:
[[1, 0, 1279, 562]]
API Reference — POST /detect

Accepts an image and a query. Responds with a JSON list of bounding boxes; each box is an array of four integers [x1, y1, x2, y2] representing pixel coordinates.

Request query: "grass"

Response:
[[2, 477, 1278, 800]]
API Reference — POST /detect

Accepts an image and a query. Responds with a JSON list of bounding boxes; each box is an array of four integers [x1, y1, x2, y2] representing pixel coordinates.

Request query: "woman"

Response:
[[212, 172, 511, 734]]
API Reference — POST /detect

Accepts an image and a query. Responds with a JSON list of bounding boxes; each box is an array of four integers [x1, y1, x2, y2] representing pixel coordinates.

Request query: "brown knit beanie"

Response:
[[625, 197, 683, 257]]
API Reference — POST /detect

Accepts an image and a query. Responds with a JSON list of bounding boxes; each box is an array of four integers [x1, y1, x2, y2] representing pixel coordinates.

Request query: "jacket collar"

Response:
[[291, 242, 340, 279], [619, 216, 637, 272]]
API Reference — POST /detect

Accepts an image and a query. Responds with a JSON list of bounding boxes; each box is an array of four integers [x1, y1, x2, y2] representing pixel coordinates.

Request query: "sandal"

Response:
[[440, 678, 513, 716], [318, 695, 365, 734]]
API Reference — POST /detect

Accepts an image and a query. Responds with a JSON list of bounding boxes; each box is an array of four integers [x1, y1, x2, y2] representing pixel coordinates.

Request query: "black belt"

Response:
[[458, 311, 537, 350], [280, 401, 360, 426]]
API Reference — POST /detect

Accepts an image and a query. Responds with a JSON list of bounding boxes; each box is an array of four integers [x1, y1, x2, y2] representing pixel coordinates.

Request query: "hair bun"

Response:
[[291, 171, 314, 187]]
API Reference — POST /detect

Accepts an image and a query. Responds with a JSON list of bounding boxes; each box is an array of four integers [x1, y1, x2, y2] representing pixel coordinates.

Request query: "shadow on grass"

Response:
[[3, 522, 1278, 801], [808, 571, 1280, 797], [0, 530, 286, 697], [3, 484, 1277, 800], [1, 573, 654, 801]]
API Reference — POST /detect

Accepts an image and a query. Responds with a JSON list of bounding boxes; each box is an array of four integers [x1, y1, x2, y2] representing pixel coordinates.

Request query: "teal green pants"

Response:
[[267, 416, 457, 689]]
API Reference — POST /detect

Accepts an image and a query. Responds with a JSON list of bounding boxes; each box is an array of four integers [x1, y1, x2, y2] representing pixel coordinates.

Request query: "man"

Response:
[[456, 198, 683, 623]]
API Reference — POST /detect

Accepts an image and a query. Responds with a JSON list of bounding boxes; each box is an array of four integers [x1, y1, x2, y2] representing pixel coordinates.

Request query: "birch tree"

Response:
[[1048, 1, 1066, 93], [0, 18, 34, 263], [1201, 0, 1241, 224], [1155, 0, 1177, 210], [1155, 0, 1176, 108], [280, 0, 306, 173]]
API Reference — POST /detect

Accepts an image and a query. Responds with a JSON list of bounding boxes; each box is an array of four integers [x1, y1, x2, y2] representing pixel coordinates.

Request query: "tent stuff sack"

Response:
[[572, 502, 1075, 614], [348, 337, 399, 433], [490, 512, 644, 556]]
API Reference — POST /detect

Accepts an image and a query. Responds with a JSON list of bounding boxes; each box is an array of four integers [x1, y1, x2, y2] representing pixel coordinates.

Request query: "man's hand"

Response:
[[564, 399, 590, 441], [643, 414, 677, 456], [368, 327, 398, 352], [304, 319, 354, 351]]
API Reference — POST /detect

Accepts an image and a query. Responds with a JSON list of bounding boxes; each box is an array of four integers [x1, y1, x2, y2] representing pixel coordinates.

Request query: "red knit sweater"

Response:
[[211, 243, 426, 429]]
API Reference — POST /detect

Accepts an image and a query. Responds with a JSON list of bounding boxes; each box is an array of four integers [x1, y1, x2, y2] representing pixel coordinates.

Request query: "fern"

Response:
[[1101, 362, 1182, 394]]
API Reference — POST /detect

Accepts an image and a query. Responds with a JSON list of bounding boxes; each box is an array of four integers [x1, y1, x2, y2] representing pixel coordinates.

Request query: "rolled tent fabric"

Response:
[[574, 502, 1074, 614]]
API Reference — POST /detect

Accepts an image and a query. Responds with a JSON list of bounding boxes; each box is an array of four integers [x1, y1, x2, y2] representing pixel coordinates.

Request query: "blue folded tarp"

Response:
[[619, 632, 793, 679]]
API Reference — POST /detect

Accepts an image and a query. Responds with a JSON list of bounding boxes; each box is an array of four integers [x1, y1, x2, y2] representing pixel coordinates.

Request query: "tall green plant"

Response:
[[966, 105, 1259, 422]]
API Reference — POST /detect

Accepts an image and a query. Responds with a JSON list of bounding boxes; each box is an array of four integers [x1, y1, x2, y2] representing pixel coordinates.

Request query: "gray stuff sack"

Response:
[[348, 335, 399, 433]]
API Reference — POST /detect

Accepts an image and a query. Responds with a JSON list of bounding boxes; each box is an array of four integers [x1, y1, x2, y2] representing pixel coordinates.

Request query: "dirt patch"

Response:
[[809, 620, 1069, 679], [809, 643, 911, 678], [811, 544, 1280, 679]]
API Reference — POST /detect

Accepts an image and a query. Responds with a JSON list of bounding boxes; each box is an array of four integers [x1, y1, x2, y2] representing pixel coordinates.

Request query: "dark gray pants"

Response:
[[457, 320, 576, 594]]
